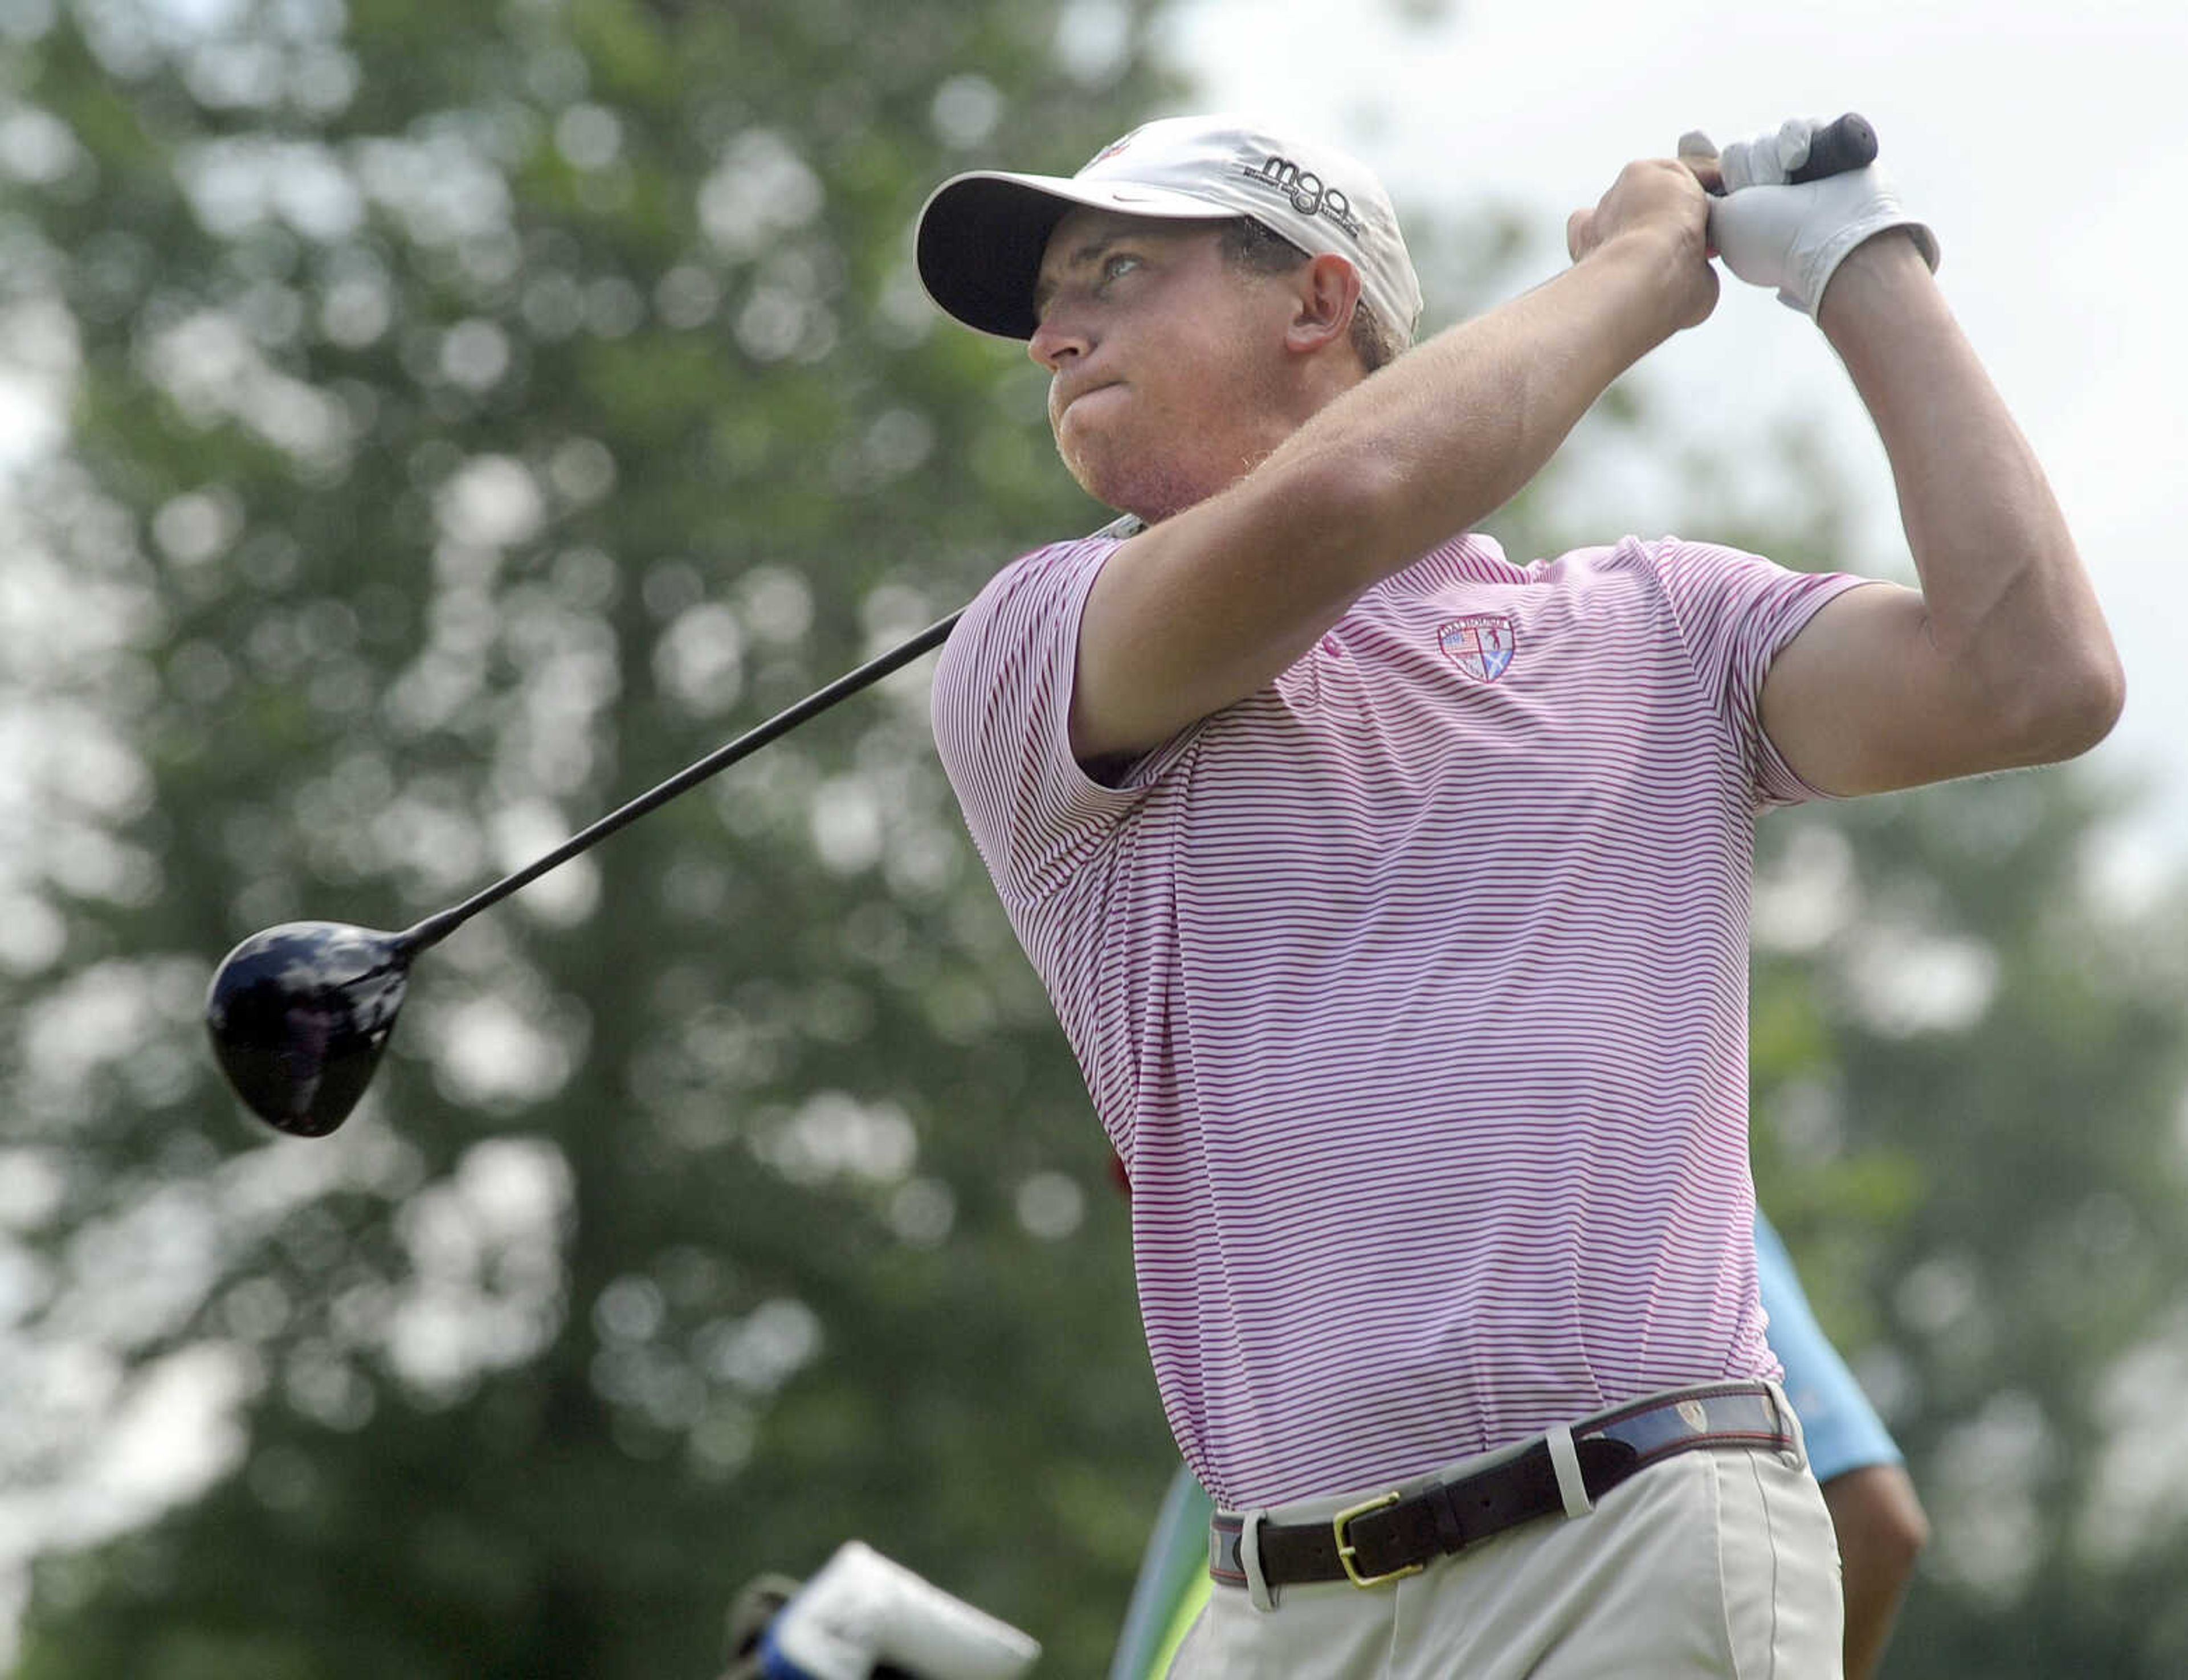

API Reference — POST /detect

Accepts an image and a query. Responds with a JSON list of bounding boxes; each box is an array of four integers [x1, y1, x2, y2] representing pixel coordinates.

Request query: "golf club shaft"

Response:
[[397, 609, 965, 956]]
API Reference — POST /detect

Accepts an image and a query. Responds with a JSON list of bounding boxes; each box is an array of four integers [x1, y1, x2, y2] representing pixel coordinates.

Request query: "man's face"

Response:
[[1028, 207, 1297, 521]]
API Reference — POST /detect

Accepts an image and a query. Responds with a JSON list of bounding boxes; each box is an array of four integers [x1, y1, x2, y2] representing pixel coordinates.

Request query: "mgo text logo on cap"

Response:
[[1083, 126, 1362, 238], [1238, 153, 1367, 242], [917, 112, 1422, 344]]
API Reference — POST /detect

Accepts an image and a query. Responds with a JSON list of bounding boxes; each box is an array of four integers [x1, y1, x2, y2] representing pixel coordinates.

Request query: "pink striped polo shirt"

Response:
[[930, 529, 1869, 1510]]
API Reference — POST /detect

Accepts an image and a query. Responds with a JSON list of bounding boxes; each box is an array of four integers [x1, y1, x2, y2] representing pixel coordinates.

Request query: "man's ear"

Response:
[[1284, 254, 1363, 354]]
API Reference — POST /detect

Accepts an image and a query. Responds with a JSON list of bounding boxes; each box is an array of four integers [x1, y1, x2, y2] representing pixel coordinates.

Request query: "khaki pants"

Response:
[[1172, 1440, 1844, 1678]]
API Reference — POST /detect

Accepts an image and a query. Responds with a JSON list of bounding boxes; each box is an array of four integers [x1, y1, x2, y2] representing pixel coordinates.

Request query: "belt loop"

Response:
[[1765, 1380, 1809, 1471], [1545, 1424, 1594, 1518], [1240, 1510, 1280, 1612]]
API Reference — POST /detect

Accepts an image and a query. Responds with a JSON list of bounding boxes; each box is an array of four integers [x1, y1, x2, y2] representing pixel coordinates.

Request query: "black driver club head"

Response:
[[205, 920, 413, 1137], [201, 607, 965, 1136]]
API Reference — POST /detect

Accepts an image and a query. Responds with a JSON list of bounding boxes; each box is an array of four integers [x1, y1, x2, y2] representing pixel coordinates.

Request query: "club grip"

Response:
[[1788, 113, 1878, 183]]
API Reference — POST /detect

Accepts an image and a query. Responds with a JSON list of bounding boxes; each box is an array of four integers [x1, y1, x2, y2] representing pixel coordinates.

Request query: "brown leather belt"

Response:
[[1210, 1381, 1794, 1591]]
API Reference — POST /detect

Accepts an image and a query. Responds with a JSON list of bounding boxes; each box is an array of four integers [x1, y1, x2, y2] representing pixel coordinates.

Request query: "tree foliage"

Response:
[[1748, 780, 2188, 1678], [5, 1, 1185, 1673]]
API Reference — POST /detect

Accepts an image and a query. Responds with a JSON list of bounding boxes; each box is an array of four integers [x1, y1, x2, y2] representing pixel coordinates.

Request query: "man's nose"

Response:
[[1028, 306, 1089, 370]]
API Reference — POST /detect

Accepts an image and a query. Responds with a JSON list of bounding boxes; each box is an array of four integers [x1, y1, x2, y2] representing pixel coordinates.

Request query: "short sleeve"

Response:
[[930, 536, 1173, 903], [1645, 537, 1878, 808]]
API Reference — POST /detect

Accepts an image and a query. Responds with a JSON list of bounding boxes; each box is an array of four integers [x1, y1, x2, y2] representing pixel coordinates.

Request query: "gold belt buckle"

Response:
[[1330, 1490, 1426, 1589]]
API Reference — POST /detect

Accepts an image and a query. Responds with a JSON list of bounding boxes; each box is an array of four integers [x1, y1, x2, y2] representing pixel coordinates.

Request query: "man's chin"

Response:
[[1063, 458, 1143, 521], [1057, 438, 1120, 505], [1056, 430, 1198, 524]]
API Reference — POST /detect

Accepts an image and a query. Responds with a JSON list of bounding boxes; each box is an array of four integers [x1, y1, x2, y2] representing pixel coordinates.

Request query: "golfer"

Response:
[[917, 113, 2119, 1675]]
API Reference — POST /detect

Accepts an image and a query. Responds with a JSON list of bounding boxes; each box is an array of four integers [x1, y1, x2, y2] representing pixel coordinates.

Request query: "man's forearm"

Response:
[[1259, 223, 1692, 574], [1820, 234, 2122, 745]]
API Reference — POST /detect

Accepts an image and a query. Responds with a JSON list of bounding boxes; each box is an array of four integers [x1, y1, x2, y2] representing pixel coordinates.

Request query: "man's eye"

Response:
[[1098, 254, 1141, 286]]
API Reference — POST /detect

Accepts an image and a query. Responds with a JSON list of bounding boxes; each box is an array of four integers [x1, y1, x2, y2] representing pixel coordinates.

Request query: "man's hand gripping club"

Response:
[[1679, 115, 1940, 317], [1563, 156, 1722, 336]]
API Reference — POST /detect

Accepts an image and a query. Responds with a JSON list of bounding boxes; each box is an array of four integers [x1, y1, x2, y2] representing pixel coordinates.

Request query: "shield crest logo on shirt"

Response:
[[1438, 614, 1517, 683]]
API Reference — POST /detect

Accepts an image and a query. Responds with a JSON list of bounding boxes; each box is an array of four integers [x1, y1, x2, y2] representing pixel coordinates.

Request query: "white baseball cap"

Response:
[[916, 113, 1423, 346]]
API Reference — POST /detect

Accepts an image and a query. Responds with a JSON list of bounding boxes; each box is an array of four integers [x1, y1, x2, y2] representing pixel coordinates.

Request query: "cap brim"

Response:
[[916, 171, 1235, 340]]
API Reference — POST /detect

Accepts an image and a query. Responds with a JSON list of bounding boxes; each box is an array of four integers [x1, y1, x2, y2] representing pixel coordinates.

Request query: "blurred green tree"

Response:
[[4, 0, 1189, 1674], [1746, 778, 2188, 1679]]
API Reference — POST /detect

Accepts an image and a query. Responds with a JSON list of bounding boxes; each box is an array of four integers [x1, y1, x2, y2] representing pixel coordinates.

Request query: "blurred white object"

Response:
[[760, 1541, 1042, 1680]]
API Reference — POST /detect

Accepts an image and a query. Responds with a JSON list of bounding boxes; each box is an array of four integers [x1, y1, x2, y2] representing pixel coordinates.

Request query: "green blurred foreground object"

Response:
[[1105, 1474, 1210, 1680]]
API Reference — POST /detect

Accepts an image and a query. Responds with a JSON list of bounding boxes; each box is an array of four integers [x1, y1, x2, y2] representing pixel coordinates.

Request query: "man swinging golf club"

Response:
[[916, 110, 2120, 1676]]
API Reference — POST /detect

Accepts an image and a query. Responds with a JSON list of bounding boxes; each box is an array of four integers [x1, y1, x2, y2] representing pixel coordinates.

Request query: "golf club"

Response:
[[206, 609, 961, 1137], [205, 112, 1884, 1140]]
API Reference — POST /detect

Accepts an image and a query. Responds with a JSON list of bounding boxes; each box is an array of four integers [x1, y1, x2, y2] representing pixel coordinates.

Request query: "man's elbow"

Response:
[[1999, 640, 2126, 767], [2067, 649, 2129, 755]]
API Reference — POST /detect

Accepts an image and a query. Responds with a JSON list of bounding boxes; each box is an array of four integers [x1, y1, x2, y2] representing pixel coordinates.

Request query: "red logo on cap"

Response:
[[1086, 131, 1140, 169]]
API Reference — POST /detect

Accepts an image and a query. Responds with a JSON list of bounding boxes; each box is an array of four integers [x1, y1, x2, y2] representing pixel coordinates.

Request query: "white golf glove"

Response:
[[1691, 117, 1940, 317]]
